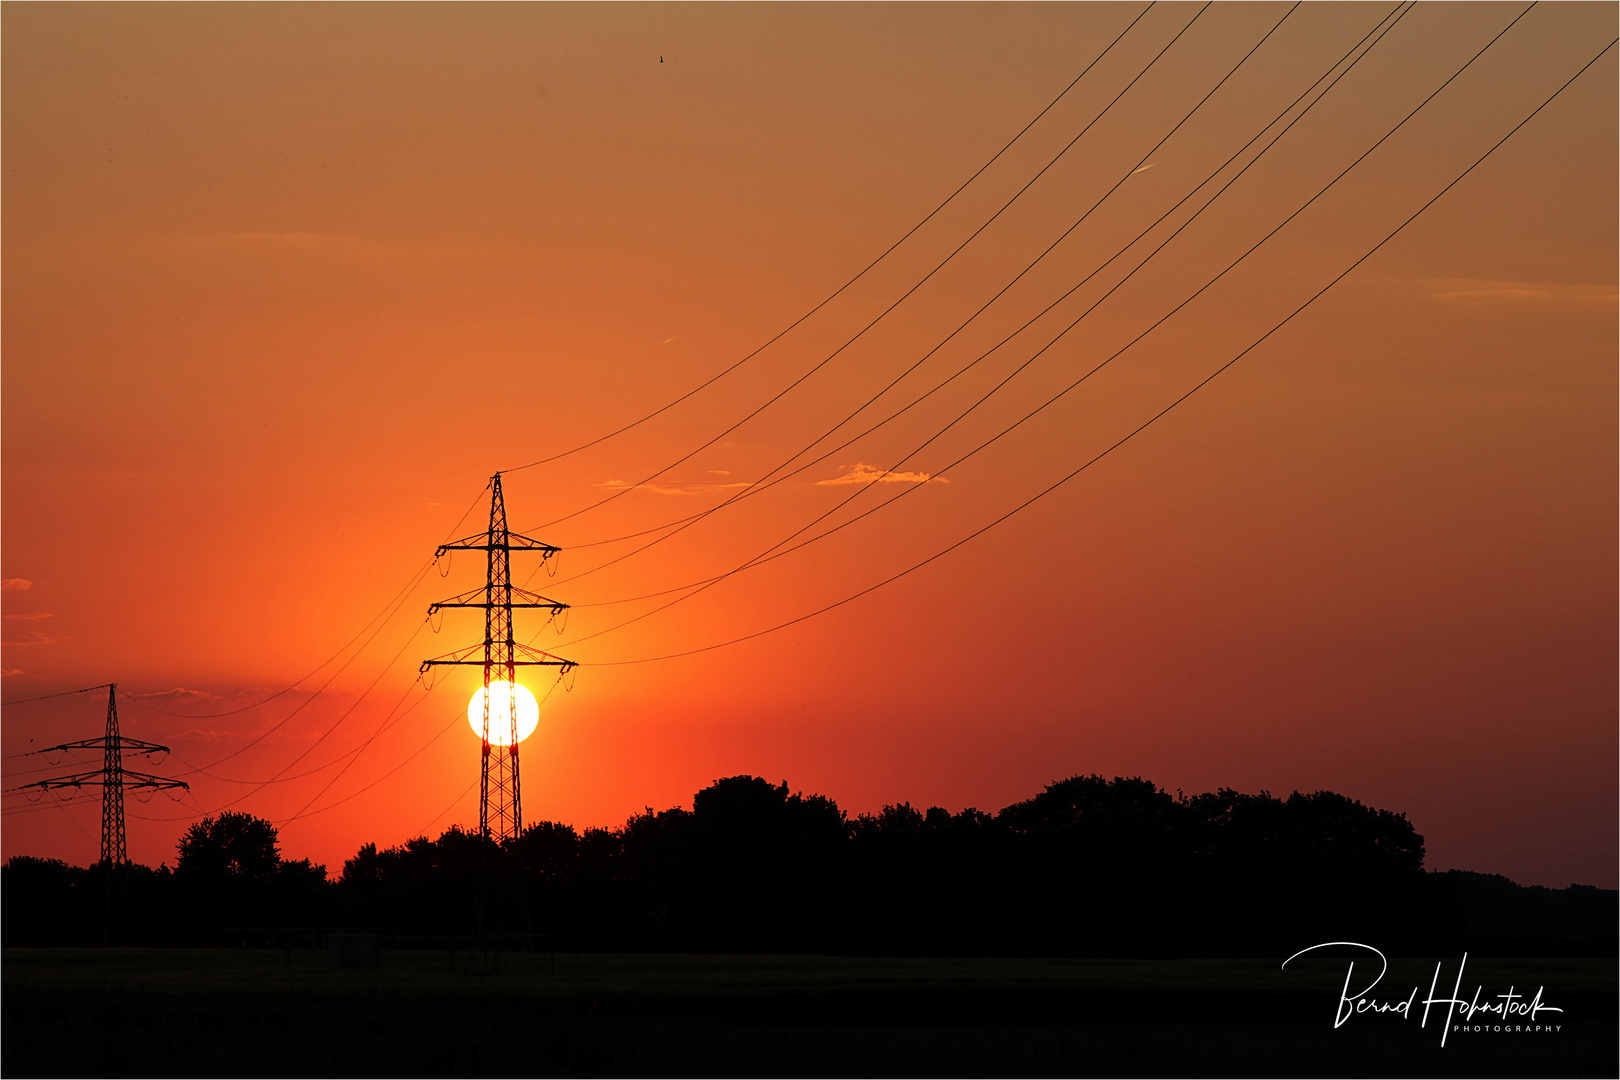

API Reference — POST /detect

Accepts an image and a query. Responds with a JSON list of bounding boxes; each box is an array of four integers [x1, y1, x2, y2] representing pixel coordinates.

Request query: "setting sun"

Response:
[[466, 681, 540, 746]]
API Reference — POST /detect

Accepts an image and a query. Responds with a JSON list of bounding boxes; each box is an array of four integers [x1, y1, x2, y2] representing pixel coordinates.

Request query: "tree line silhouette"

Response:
[[4, 774, 1613, 954]]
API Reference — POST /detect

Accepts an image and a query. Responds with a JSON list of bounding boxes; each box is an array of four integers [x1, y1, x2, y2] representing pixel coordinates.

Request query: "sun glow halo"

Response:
[[466, 681, 540, 746]]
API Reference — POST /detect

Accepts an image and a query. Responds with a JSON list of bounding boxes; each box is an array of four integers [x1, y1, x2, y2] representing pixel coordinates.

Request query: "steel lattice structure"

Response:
[[14, 684, 188, 865], [421, 473, 574, 842]]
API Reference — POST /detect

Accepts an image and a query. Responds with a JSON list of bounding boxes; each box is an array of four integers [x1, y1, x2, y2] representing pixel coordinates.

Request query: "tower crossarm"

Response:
[[419, 640, 577, 674], [428, 585, 568, 615], [116, 738, 172, 755], [436, 531, 559, 558], [11, 769, 112, 791], [119, 771, 190, 792], [10, 769, 189, 793], [38, 737, 171, 756]]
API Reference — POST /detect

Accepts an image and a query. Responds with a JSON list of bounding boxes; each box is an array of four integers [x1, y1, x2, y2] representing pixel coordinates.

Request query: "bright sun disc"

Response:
[[466, 681, 540, 746]]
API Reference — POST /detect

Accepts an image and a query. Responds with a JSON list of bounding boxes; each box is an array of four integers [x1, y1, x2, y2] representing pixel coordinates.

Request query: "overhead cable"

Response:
[[589, 14, 1607, 667], [500, 3, 1158, 477], [526, 0, 1411, 614], [518, 4, 1211, 528], [526, 0, 1344, 598]]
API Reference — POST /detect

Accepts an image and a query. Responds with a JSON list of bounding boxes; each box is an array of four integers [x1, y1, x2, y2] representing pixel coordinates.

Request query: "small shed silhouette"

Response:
[[329, 931, 381, 969]]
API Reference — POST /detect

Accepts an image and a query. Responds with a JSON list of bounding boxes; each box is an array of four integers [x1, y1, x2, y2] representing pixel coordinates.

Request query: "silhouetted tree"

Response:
[[177, 811, 281, 880], [13, 767, 1607, 956], [514, 821, 580, 881], [169, 812, 330, 938], [607, 776, 847, 950]]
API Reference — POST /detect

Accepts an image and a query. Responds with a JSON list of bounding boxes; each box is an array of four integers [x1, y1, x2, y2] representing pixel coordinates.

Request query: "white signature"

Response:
[[1281, 941, 1564, 1048]]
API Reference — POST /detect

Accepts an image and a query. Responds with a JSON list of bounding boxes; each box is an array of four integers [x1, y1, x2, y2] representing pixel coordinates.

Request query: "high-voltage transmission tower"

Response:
[[14, 684, 188, 866], [422, 473, 575, 843]]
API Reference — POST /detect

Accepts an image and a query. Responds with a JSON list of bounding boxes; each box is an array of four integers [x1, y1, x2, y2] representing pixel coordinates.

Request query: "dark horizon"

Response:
[[7, 771, 1615, 957]]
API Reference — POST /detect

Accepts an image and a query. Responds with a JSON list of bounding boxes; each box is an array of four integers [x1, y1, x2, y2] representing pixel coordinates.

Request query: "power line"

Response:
[[499, 3, 1157, 477], [279, 669, 571, 828], [536, 0, 1422, 638], [520, 0, 1353, 597], [520, 4, 1212, 531], [117, 484, 488, 722], [413, 778, 479, 839], [5, 543, 444, 792], [129, 619, 435, 821], [114, 484, 492, 792], [148, 592, 432, 780], [714, 1, 1536, 573], [278, 675, 440, 824], [261, 709, 464, 826], [537, 0, 1308, 563], [589, 16, 1609, 667], [159, 679, 432, 788], [1, 683, 112, 711], [20, 494, 493, 824], [0, 798, 103, 840], [117, 571, 427, 722]]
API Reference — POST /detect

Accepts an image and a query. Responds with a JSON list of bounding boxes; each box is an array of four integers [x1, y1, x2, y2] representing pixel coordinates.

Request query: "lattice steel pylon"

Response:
[[421, 473, 575, 842], [14, 684, 188, 866]]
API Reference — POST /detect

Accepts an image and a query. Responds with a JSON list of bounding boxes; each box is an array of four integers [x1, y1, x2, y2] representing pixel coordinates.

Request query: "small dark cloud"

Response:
[[1, 629, 57, 645]]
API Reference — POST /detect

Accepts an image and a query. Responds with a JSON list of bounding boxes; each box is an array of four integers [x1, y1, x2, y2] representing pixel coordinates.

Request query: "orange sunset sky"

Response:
[[4, 3, 1615, 889]]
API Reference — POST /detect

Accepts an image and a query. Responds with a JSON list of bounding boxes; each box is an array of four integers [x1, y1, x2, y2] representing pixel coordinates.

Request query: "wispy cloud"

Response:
[[597, 478, 750, 496], [2, 629, 58, 645], [171, 727, 245, 743], [1427, 279, 1618, 304], [1, 579, 33, 591], [135, 687, 224, 704], [1, 668, 22, 677], [814, 463, 950, 487], [3, 613, 52, 621]]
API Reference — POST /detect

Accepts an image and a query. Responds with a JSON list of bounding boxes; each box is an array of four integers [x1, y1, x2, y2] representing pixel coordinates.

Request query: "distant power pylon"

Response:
[[422, 473, 575, 843], [16, 684, 188, 866]]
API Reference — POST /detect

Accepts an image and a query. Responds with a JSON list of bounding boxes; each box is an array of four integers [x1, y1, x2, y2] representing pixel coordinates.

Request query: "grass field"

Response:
[[5, 949, 1614, 1077]]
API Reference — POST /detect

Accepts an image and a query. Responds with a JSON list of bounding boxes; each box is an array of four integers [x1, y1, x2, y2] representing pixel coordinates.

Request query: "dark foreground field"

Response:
[[4, 949, 1614, 1078]]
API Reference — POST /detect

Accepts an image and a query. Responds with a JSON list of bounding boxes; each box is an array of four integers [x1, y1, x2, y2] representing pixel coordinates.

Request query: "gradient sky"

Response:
[[4, 2, 1615, 890]]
